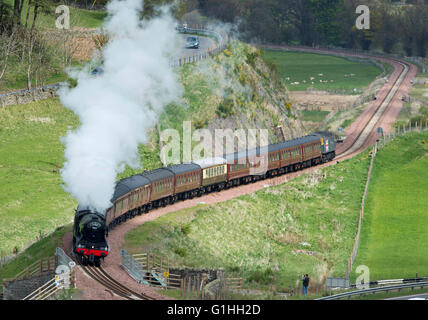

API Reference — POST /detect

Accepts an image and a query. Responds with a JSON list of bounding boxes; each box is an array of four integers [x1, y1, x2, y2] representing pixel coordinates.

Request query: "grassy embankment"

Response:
[[123, 149, 372, 295], [0, 100, 78, 257], [351, 131, 428, 282]]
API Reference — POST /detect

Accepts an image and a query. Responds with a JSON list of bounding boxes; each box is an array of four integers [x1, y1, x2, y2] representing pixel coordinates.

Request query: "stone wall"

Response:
[[3, 272, 55, 300], [0, 84, 61, 108]]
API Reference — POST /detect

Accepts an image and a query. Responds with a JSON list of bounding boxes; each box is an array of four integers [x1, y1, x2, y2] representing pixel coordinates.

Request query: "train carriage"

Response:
[[166, 163, 202, 200], [193, 157, 227, 192], [106, 174, 151, 228], [142, 168, 175, 207], [224, 149, 253, 186]]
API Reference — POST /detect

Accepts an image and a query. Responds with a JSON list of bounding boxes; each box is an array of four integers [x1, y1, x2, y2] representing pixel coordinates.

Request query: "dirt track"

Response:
[[64, 46, 417, 300]]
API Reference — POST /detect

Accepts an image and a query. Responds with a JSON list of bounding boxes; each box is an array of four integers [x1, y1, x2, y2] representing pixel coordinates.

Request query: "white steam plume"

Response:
[[59, 0, 182, 213]]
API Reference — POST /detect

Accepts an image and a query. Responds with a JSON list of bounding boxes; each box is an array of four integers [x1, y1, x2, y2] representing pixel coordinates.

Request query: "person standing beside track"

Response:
[[301, 274, 310, 296]]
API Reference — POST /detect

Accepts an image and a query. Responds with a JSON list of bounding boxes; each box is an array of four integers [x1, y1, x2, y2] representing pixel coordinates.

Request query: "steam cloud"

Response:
[[59, 0, 182, 213]]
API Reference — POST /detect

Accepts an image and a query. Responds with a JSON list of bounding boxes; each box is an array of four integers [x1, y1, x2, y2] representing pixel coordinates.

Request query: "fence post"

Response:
[[181, 278, 184, 298]]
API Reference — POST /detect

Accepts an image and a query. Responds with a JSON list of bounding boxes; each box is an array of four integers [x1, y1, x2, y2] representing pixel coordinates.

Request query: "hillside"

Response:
[[118, 40, 306, 178], [0, 39, 304, 257]]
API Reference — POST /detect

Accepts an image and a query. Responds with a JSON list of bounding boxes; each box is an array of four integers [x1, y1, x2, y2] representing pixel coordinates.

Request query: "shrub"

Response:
[[216, 98, 235, 118], [247, 267, 274, 284], [180, 223, 191, 235], [193, 119, 207, 129], [174, 247, 187, 257]]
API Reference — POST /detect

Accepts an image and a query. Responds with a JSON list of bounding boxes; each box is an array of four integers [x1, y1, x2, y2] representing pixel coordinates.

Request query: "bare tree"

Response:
[[0, 26, 17, 80]]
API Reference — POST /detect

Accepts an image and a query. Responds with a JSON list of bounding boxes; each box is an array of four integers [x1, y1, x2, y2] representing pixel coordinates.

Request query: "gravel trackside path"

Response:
[[63, 46, 417, 300]]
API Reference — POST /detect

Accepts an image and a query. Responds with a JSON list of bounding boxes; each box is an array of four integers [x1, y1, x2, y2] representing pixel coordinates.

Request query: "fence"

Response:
[[3, 256, 57, 284], [121, 250, 242, 299], [56, 247, 75, 269], [121, 249, 180, 289], [22, 267, 75, 300]]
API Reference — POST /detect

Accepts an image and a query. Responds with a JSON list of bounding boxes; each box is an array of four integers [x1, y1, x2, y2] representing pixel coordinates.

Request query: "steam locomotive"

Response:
[[73, 205, 109, 266], [73, 131, 336, 266]]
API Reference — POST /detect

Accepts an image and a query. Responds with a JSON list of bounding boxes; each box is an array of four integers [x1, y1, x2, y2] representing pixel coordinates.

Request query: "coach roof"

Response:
[[166, 163, 201, 175], [112, 174, 150, 201], [192, 157, 226, 168], [141, 168, 174, 182]]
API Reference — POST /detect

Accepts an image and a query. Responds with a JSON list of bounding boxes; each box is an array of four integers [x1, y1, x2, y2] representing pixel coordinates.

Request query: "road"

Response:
[[175, 34, 216, 60]]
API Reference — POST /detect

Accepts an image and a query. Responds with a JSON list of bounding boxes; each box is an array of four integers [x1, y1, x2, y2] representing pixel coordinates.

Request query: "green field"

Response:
[[0, 98, 164, 256], [300, 110, 330, 122], [3, 0, 107, 30], [0, 99, 78, 256], [262, 50, 382, 94], [352, 131, 428, 282], [123, 149, 371, 293]]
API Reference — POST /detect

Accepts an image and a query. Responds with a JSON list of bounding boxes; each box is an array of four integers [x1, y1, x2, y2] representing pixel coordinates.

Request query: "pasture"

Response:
[[262, 50, 382, 94], [352, 131, 428, 281]]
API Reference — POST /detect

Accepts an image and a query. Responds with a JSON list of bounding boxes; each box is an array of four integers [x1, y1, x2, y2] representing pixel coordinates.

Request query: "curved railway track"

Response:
[[70, 48, 416, 301], [335, 60, 410, 160], [78, 262, 153, 300]]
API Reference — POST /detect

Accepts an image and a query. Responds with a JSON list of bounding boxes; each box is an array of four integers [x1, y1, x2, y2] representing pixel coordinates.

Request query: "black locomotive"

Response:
[[73, 205, 109, 266]]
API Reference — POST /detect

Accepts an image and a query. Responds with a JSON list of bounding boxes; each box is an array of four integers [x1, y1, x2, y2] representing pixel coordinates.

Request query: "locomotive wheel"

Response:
[[95, 260, 101, 267]]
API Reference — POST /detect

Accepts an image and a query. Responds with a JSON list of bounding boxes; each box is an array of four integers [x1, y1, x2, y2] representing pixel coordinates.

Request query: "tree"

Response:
[[289, 0, 316, 46], [309, 0, 343, 46], [374, 4, 397, 53]]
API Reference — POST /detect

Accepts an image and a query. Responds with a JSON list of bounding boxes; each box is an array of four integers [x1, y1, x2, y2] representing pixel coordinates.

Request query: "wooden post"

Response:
[[40, 259, 43, 273], [197, 274, 200, 299], [147, 253, 149, 271], [187, 277, 191, 299], [193, 277, 197, 299], [71, 269, 75, 288], [26, 266, 30, 278], [181, 278, 184, 298], [47, 256, 50, 271]]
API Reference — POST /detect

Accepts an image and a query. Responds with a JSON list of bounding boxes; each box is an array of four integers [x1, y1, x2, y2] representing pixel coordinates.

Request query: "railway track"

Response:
[[335, 59, 410, 160], [79, 262, 153, 300], [71, 49, 415, 301]]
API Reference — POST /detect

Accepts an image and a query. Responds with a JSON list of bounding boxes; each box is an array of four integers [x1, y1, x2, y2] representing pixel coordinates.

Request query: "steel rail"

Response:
[[78, 260, 153, 300]]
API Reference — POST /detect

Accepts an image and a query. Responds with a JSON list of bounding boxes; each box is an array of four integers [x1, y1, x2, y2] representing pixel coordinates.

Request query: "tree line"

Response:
[[189, 0, 428, 57]]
